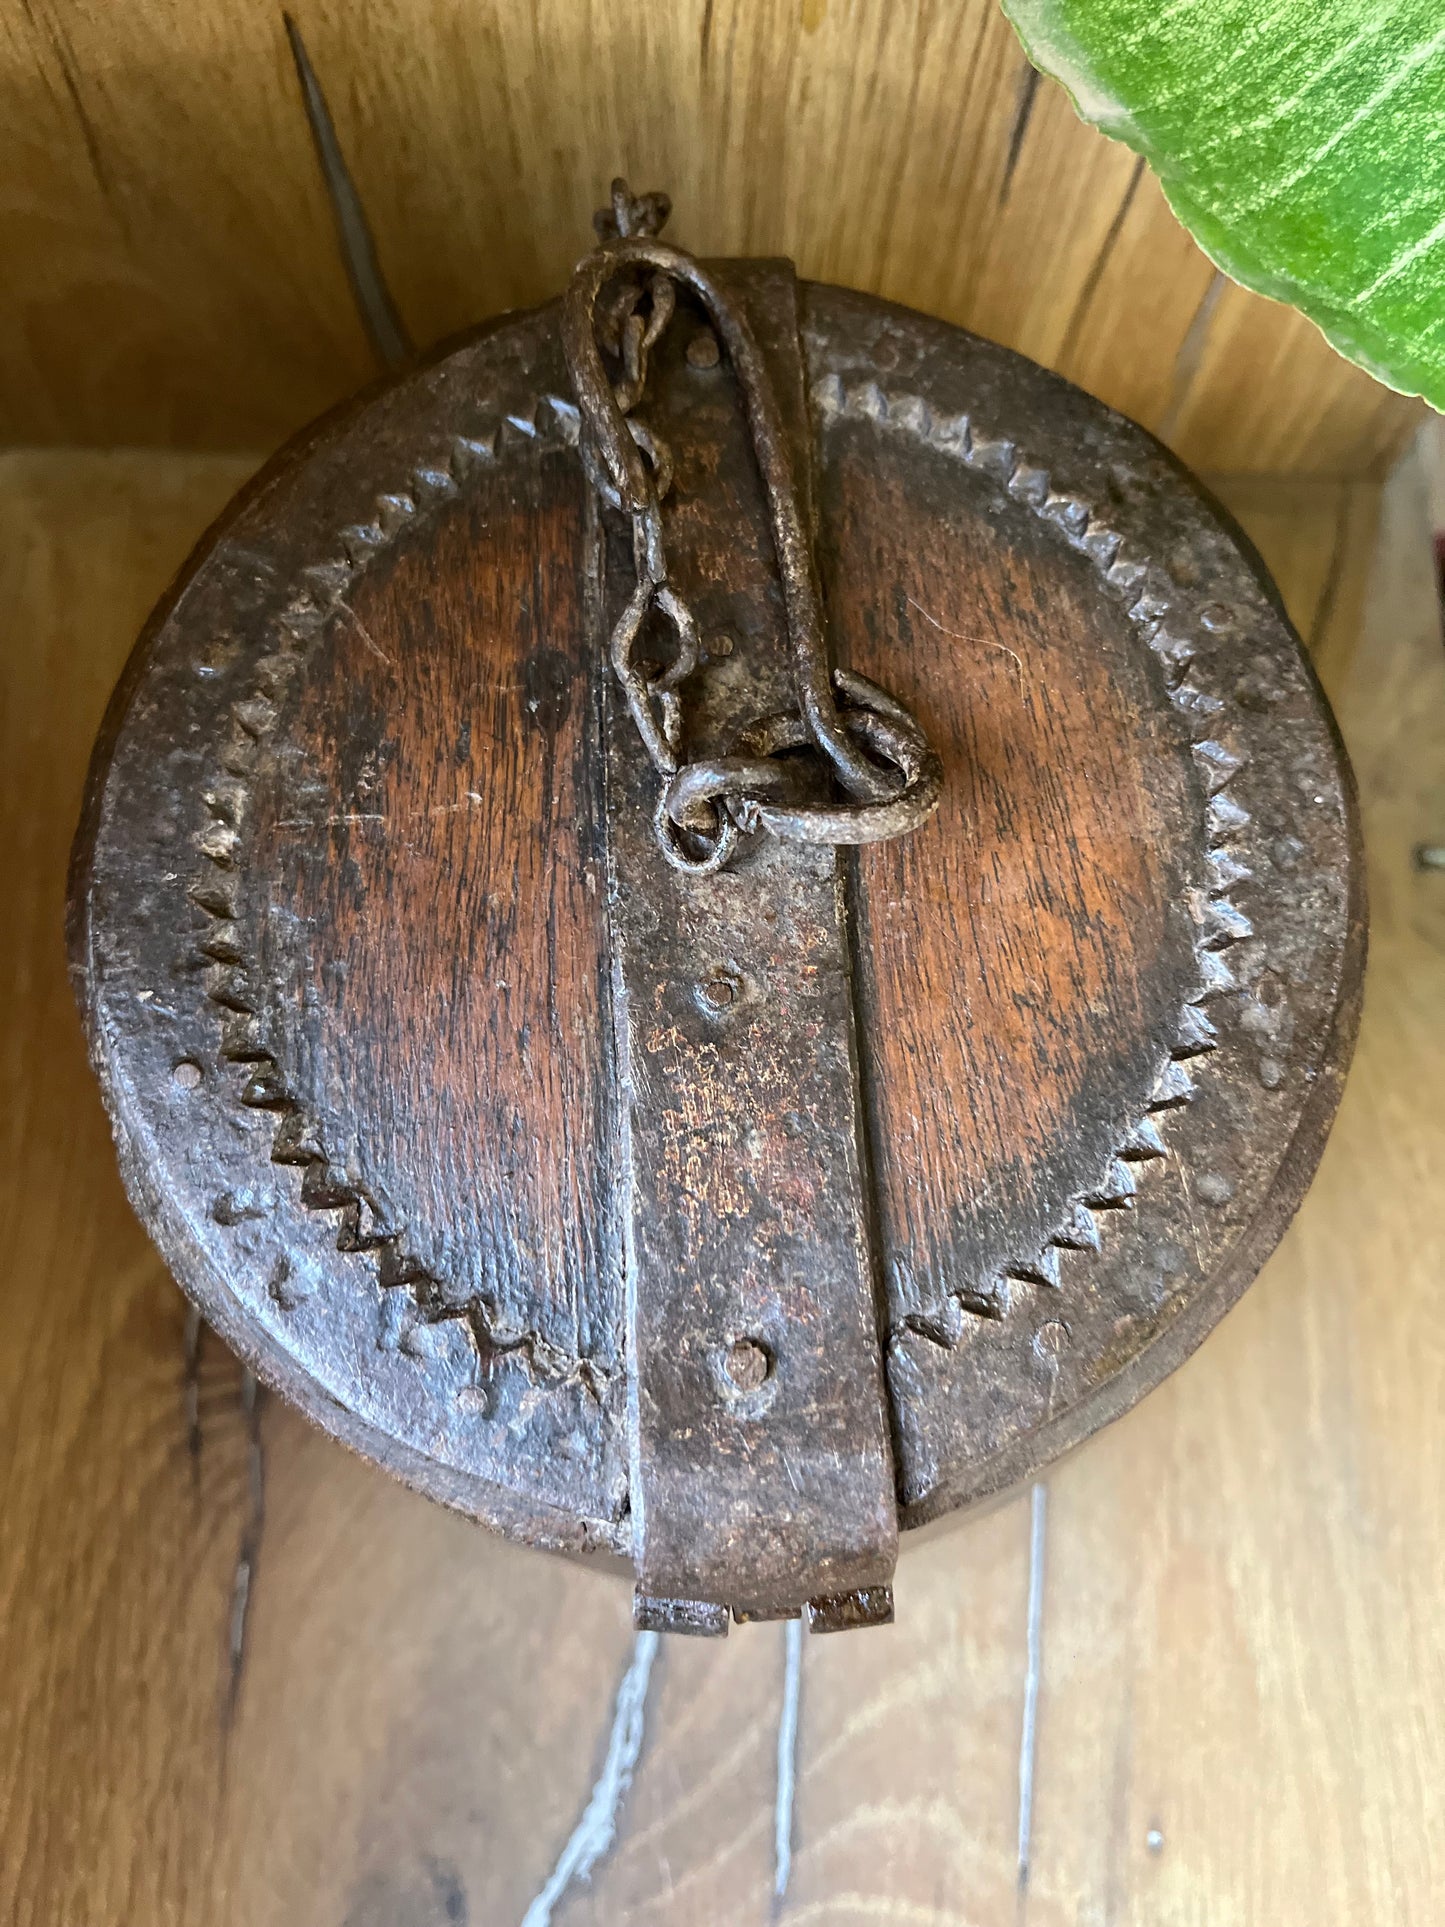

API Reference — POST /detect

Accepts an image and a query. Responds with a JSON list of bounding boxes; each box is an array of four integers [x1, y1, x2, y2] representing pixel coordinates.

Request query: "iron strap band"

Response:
[[588, 250, 900, 1628]]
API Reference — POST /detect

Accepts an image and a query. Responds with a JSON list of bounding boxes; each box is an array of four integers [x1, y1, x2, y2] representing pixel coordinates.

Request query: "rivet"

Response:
[[686, 329, 721, 369], [1032, 1320, 1069, 1365], [724, 1336, 772, 1392], [1199, 602, 1237, 631], [698, 973, 736, 1012], [1194, 1170, 1235, 1205], [172, 1058, 203, 1089], [707, 632, 735, 660]]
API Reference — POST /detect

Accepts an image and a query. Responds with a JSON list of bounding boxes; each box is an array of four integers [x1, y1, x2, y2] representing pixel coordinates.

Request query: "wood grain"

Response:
[[259, 450, 616, 1359], [1022, 452, 1445, 1923], [3, 446, 1441, 1924], [0, 0, 1420, 476], [0, 452, 258, 1927], [828, 424, 1197, 1312]]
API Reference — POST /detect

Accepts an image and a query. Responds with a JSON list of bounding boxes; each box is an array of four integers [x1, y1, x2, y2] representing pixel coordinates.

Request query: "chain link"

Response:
[[563, 180, 942, 875]]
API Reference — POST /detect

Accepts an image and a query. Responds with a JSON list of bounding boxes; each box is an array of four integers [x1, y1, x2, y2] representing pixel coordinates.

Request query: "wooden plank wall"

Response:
[[3, 442, 1441, 1924], [0, 0, 1422, 473]]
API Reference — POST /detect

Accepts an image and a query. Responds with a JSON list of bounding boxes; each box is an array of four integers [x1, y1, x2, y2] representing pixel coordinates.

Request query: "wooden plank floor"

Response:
[[1, 447, 1440, 1925]]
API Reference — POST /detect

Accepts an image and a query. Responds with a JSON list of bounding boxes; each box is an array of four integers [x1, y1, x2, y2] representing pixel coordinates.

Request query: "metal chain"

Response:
[[563, 180, 943, 875]]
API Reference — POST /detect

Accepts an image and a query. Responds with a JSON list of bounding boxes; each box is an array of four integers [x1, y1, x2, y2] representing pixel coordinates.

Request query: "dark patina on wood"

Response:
[[67, 192, 1364, 1632]]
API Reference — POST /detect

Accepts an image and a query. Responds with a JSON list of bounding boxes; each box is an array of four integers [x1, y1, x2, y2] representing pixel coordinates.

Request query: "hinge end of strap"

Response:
[[633, 1589, 730, 1638]]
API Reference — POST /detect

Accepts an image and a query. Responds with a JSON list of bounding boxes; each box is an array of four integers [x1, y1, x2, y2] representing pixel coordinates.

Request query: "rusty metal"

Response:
[[563, 181, 941, 873], [594, 255, 898, 1629], [67, 183, 1364, 1634]]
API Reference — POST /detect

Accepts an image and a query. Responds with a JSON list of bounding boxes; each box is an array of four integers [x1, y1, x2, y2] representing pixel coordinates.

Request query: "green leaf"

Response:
[[1001, 0, 1445, 408]]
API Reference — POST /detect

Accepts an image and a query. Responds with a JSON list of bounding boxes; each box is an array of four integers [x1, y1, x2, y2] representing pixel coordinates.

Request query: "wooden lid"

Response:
[[69, 276, 1362, 1627]]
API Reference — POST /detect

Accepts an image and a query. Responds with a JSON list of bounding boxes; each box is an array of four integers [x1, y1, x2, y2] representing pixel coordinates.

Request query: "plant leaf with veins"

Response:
[[1002, 0, 1445, 406]]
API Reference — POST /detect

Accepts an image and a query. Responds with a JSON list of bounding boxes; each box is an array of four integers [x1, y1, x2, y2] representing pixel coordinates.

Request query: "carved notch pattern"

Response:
[[191, 356, 1255, 1387], [810, 371, 1254, 1346], [189, 392, 609, 1393]]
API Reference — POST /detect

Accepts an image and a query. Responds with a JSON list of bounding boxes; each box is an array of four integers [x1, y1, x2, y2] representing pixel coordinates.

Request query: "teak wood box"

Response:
[[67, 191, 1363, 1626]]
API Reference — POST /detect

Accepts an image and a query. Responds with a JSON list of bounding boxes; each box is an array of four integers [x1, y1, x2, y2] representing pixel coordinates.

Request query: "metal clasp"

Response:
[[562, 180, 942, 874]]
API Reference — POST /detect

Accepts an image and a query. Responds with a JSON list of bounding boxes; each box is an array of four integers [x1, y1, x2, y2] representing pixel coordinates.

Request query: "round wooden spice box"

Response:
[[69, 186, 1362, 1636]]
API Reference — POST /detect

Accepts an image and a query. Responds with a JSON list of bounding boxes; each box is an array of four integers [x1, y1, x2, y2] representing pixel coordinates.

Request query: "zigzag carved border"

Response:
[[192, 360, 1254, 1380], [189, 392, 605, 1391], [809, 371, 1252, 1348]]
